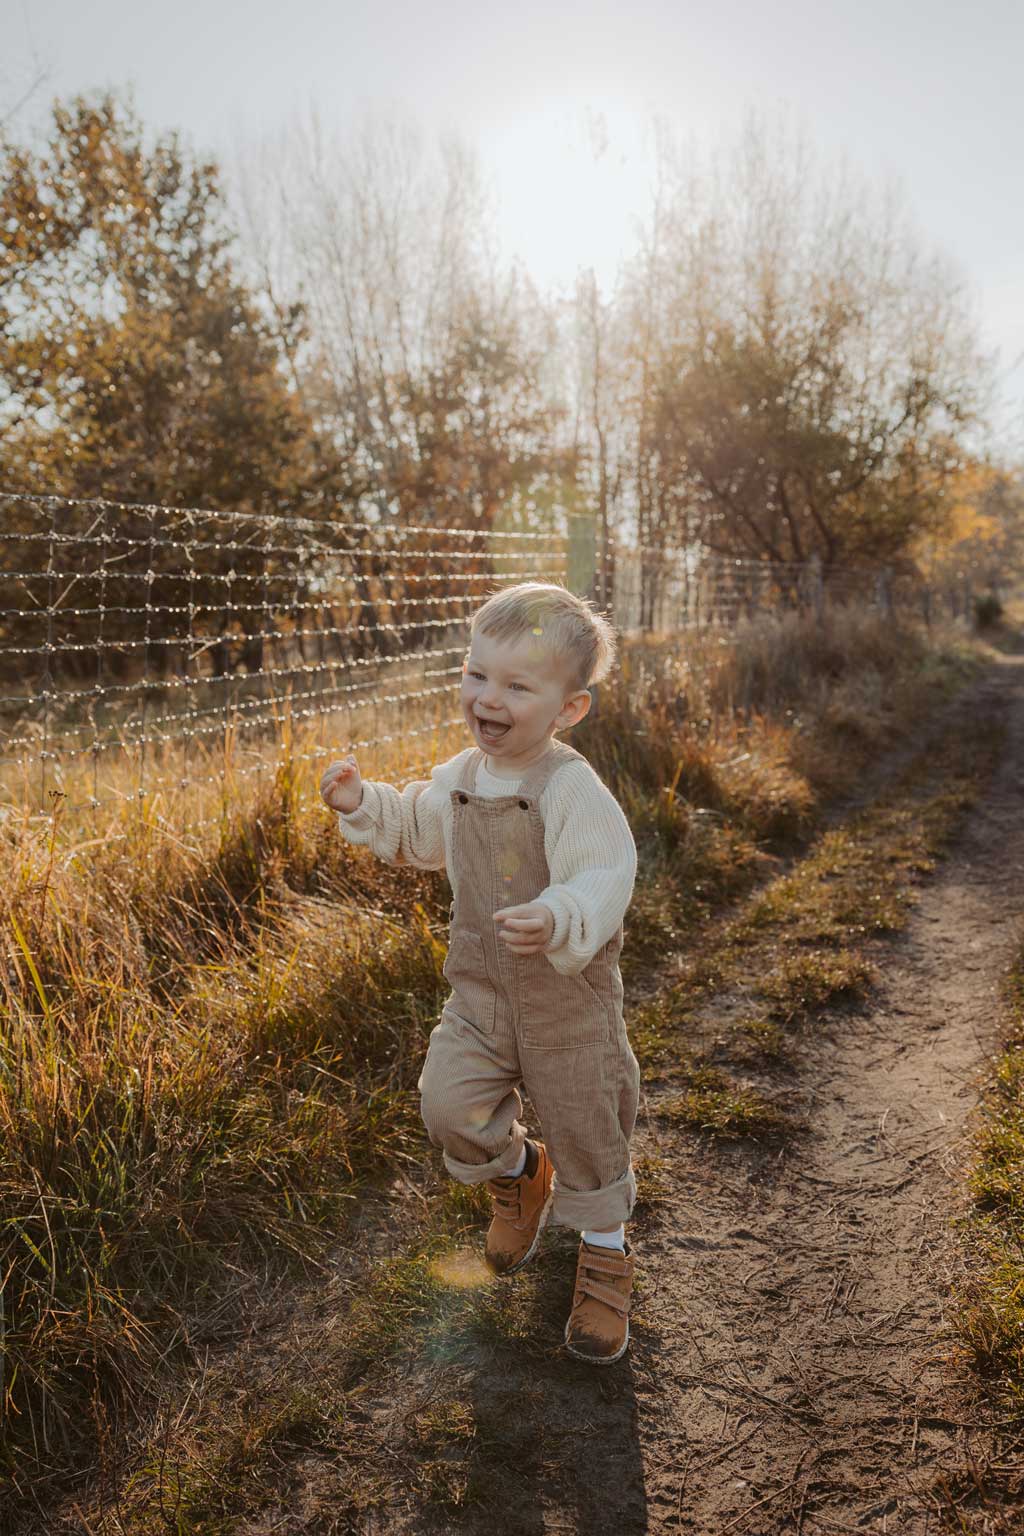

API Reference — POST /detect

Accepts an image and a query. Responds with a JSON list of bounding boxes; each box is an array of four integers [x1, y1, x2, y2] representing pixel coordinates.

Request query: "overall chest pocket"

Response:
[[442, 929, 497, 1034], [519, 957, 613, 1050]]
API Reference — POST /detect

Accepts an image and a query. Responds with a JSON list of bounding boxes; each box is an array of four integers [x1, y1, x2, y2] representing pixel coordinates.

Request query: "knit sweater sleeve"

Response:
[[334, 749, 470, 871], [534, 759, 637, 976]]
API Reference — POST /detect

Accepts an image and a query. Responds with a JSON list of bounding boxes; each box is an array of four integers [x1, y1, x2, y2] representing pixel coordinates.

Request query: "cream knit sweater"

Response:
[[336, 745, 637, 977]]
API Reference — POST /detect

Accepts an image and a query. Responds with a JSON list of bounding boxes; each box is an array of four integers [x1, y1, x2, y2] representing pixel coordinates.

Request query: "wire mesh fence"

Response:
[[0, 490, 976, 829], [608, 546, 974, 633], [0, 492, 567, 823]]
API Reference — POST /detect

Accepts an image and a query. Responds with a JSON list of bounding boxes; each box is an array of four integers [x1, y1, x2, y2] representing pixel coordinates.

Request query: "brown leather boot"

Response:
[[564, 1239, 634, 1364], [484, 1140, 553, 1276]]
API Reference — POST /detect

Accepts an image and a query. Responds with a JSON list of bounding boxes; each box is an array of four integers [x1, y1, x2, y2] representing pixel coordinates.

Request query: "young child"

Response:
[[319, 582, 640, 1364]]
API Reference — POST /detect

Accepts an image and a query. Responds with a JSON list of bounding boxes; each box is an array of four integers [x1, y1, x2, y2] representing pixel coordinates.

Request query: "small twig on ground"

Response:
[[721, 1452, 810, 1533]]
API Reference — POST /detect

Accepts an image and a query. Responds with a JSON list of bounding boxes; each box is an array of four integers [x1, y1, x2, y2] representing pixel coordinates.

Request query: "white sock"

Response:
[[582, 1224, 626, 1250], [506, 1144, 527, 1178]]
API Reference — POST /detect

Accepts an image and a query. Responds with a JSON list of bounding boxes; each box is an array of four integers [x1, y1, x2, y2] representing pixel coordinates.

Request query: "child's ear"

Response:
[[558, 690, 592, 729]]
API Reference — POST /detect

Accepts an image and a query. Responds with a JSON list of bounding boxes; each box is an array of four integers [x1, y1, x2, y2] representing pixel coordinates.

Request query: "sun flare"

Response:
[[484, 101, 658, 295], [430, 1248, 493, 1290]]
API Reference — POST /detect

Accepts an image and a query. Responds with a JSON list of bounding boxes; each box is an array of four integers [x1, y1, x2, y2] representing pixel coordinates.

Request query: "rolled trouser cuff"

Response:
[[441, 1120, 528, 1185], [550, 1163, 636, 1229]]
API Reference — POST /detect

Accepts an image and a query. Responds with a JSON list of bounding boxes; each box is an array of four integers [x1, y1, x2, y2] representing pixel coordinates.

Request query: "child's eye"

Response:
[[510, 682, 529, 691], [468, 670, 485, 681]]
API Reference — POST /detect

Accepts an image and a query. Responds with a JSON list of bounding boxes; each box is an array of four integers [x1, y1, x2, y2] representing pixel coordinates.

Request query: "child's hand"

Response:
[[320, 755, 363, 814], [493, 902, 555, 956]]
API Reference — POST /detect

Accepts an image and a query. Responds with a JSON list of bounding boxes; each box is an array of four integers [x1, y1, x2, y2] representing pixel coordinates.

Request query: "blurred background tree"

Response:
[[0, 93, 320, 509], [235, 114, 573, 532], [589, 117, 991, 587], [914, 458, 1024, 597]]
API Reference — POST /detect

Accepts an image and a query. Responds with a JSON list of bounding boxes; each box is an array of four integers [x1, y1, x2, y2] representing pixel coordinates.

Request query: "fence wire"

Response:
[[0, 491, 975, 828]]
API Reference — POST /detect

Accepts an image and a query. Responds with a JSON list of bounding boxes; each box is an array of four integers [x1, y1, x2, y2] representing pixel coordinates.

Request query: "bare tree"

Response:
[[610, 113, 991, 574], [0, 9, 50, 134], [235, 111, 569, 535]]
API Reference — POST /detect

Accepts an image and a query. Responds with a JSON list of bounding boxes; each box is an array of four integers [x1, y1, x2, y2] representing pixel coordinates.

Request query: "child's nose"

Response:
[[479, 682, 503, 709]]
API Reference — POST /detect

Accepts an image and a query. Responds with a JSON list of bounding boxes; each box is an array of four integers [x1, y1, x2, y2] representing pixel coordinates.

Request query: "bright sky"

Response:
[[4, 0, 1023, 450]]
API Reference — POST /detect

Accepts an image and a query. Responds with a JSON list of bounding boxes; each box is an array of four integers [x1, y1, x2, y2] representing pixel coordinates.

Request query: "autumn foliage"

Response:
[[0, 94, 1020, 587]]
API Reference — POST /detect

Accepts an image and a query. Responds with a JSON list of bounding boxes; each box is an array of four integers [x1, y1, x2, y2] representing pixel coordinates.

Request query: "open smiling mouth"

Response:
[[474, 715, 512, 743]]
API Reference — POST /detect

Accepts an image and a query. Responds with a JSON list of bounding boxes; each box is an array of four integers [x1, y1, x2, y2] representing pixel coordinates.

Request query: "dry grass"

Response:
[[580, 606, 977, 980], [623, 709, 1007, 1154], [0, 604, 986, 1511], [956, 954, 1024, 1418], [0, 736, 453, 1491]]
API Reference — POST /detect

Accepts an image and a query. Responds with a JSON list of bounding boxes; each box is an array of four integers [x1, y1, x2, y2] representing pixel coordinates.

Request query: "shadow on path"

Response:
[[407, 1225, 650, 1535]]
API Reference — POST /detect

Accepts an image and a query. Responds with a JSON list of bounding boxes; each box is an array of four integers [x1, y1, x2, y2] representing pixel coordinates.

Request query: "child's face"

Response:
[[461, 629, 590, 772]]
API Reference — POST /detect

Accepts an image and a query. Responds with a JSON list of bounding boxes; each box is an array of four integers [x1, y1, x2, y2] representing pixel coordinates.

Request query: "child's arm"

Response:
[[526, 761, 638, 975], [319, 752, 458, 870]]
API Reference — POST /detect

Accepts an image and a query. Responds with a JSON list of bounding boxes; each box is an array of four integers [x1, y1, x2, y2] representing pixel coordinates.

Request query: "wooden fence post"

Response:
[[808, 553, 824, 624], [567, 512, 599, 602]]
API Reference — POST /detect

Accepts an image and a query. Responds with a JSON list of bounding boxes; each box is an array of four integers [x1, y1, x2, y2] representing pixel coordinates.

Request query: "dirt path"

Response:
[[628, 651, 1024, 1534], [320, 652, 1024, 1536]]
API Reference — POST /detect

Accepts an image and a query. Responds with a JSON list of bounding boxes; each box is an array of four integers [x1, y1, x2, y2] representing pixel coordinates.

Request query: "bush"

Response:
[[974, 592, 1004, 630]]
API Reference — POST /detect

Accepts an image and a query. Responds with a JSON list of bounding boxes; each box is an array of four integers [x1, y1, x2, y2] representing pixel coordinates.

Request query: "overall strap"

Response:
[[517, 739, 585, 803], [457, 748, 485, 792]]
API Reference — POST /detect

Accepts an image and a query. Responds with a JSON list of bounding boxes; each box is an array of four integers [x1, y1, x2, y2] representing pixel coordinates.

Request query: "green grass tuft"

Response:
[[659, 1065, 795, 1139], [760, 947, 876, 1026]]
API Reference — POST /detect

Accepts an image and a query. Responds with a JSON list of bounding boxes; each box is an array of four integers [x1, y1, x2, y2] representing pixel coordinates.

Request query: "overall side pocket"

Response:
[[442, 929, 497, 1034], [519, 959, 612, 1050]]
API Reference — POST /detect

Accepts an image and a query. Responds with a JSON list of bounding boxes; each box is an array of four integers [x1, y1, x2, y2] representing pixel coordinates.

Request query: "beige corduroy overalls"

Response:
[[417, 740, 640, 1229]]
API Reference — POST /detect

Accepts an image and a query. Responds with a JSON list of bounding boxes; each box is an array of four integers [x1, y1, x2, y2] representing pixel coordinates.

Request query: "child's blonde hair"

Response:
[[471, 582, 617, 692]]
